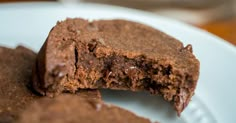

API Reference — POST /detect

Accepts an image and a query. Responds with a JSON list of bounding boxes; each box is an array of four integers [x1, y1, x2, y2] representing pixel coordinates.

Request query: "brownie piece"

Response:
[[0, 46, 39, 123], [17, 94, 152, 123], [73, 89, 101, 101], [33, 18, 200, 115], [0, 46, 101, 123]]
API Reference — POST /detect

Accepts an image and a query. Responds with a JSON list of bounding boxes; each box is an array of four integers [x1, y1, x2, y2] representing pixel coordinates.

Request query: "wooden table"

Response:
[[200, 18, 236, 46]]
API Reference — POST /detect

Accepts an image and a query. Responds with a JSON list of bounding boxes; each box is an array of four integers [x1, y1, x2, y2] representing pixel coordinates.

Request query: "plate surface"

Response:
[[0, 2, 236, 123]]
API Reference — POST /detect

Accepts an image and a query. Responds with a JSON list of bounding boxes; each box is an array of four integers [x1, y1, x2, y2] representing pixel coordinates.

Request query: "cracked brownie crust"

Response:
[[17, 95, 152, 123], [33, 18, 200, 115]]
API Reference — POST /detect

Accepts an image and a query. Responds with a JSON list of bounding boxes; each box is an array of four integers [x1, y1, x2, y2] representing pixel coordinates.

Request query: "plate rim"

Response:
[[0, 2, 235, 122], [0, 1, 235, 54]]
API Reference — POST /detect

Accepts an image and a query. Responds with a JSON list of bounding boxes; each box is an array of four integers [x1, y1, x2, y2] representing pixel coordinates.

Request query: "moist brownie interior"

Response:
[[34, 18, 200, 115]]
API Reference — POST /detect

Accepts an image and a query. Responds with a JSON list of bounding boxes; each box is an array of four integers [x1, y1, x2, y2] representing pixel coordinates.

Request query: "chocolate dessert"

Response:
[[33, 18, 200, 115], [17, 94, 152, 123], [73, 89, 101, 101], [0, 46, 101, 123], [0, 46, 39, 123]]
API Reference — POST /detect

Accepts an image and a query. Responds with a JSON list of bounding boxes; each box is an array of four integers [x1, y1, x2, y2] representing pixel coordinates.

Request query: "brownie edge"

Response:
[[0, 46, 39, 123], [17, 95, 153, 123]]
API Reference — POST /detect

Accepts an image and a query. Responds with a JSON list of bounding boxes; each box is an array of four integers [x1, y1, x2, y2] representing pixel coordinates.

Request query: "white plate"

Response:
[[0, 2, 236, 123]]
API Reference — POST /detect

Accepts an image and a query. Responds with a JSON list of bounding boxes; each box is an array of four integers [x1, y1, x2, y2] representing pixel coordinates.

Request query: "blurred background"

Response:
[[1, 0, 236, 45]]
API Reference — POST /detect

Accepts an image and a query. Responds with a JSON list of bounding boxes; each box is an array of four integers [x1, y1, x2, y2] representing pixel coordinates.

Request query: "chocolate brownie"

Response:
[[0, 46, 39, 123], [17, 94, 152, 123], [73, 89, 101, 101], [0, 46, 101, 123], [33, 18, 200, 115]]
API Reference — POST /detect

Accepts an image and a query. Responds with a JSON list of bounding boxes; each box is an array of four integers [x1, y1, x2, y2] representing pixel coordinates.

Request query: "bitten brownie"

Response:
[[0, 46, 39, 123], [33, 18, 200, 115], [17, 94, 152, 123]]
